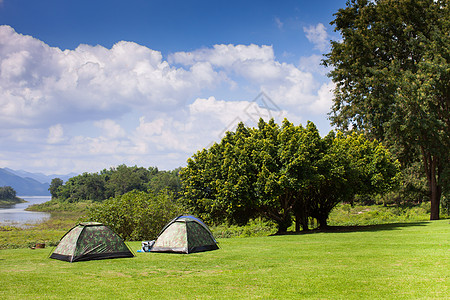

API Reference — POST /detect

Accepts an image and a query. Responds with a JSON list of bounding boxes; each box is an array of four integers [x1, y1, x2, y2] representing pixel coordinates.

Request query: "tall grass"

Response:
[[327, 202, 442, 226]]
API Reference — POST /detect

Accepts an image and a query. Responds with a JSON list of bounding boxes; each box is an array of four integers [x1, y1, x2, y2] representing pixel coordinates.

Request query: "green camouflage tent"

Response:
[[150, 215, 219, 254], [50, 222, 134, 262]]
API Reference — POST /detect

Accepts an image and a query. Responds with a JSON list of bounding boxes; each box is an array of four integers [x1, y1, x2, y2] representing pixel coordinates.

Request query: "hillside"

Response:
[[3, 168, 76, 184], [0, 168, 50, 196]]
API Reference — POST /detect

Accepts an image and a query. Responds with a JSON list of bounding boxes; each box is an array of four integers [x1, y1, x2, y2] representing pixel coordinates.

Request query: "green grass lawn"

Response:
[[1, 220, 448, 299]]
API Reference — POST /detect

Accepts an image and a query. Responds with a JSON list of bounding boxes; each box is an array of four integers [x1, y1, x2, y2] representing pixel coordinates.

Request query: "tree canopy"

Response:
[[181, 119, 400, 232], [51, 165, 182, 203], [323, 0, 449, 219], [0, 186, 23, 205]]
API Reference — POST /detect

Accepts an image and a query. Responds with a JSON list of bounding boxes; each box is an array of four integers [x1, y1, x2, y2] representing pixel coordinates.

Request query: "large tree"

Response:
[[48, 178, 63, 199], [323, 0, 449, 219], [181, 119, 400, 232]]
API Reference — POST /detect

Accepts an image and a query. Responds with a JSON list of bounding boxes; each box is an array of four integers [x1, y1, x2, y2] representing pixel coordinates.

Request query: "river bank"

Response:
[[0, 197, 26, 207], [0, 196, 51, 227], [0, 198, 88, 249]]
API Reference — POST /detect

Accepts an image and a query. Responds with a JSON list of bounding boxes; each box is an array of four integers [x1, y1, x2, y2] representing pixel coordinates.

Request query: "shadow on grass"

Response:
[[274, 221, 431, 236]]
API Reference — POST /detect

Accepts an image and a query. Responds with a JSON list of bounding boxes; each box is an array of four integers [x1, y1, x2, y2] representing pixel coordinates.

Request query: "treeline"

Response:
[[49, 165, 181, 202]]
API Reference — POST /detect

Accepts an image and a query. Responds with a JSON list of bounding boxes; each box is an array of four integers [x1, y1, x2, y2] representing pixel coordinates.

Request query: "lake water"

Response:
[[0, 196, 51, 227]]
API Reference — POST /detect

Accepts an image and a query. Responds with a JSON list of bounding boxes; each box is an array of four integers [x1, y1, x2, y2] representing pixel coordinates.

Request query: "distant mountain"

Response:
[[0, 168, 50, 196], [3, 168, 77, 184], [0, 168, 77, 196]]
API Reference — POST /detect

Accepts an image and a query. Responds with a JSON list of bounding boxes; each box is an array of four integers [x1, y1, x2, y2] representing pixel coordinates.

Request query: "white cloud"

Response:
[[169, 44, 274, 68], [94, 119, 126, 139], [170, 44, 318, 109], [303, 23, 329, 52], [190, 96, 259, 126], [308, 81, 335, 114], [134, 117, 192, 152], [47, 124, 65, 144], [299, 54, 329, 76], [0, 25, 222, 128], [0, 26, 334, 174]]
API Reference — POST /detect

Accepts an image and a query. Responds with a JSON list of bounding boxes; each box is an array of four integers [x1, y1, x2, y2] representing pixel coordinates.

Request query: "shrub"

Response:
[[86, 190, 183, 241], [211, 218, 277, 238], [441, 195, 449, 215]]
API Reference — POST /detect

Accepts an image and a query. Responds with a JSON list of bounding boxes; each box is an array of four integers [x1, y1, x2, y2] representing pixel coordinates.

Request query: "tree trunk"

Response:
[[317, 215, 328, 229], [271, 209, 292, 234], [294, 199, 309, 232], [276, 218, 291, 234], [422, 149, 441, 220], [429, 171, 441, 220], [294, 214, 309, 232]]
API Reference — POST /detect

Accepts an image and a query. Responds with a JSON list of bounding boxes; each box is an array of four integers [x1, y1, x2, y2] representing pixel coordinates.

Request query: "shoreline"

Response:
[[0, 197, 27, 207]]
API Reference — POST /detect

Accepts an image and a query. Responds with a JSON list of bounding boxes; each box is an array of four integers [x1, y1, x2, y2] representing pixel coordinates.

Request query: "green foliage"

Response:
[[147, 167, 182, 196], [324, 0, 450, 219], [48, 178, 63, 198], [0, 186, 23, 205], [86, 190, 183, 241], [181, 119, 400, 232], [0, 186, 16, 200], [26, 199, 91, 213], [441, 195, 450, 215], [327, 202, 442, 226], [52, 165, 182, 203], [211, 218, 278, 239]]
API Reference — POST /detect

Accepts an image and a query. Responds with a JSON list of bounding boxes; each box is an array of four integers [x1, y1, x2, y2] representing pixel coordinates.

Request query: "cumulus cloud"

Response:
[[0, 25, 221, 128], [170, 44, 318, 109], [308, 81, 335, 114], [298, 54, 329, 76], [0, 25, 333, 174], [303, 23, 329, 52], [169, 44, 275, 67]]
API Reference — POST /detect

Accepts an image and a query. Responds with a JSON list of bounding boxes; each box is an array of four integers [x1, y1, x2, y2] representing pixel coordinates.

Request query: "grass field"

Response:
[[1, 220, 448, 299]]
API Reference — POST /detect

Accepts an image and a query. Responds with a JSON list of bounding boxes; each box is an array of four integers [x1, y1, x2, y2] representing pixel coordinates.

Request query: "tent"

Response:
[[50, 222, 134, 262], [150, 215, 219, 254]]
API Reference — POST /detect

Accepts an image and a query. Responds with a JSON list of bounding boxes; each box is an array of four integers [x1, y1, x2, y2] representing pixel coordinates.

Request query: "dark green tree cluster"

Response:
[[0, 186, 21, 204], [323, 0, 449, 219], [181, 119, 400, 233], [87, 190, 183, 240], [50, 165, 182, 202]]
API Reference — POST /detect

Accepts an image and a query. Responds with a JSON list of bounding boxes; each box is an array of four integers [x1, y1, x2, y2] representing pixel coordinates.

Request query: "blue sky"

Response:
[[0, 0, 347, 175]]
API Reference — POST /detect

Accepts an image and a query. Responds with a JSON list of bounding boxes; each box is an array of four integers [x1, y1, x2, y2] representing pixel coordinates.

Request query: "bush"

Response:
[[211, 218, 277, 238], [86, 190, 183, 241], [441, 195, 449, 215], [26, 199, 91, 212]]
